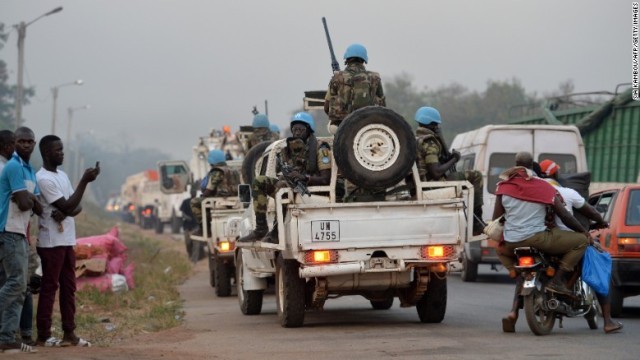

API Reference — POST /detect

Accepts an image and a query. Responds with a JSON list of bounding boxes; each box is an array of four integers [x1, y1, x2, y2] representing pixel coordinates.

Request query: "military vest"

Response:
[[281, 137, 327, 176], [211, 166, 241, 197], [416, 129, 448, 181], [328, 64, 383, 122]]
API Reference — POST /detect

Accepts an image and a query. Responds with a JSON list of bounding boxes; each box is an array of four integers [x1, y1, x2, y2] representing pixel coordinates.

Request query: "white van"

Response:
[[450, 124, 588, 281]]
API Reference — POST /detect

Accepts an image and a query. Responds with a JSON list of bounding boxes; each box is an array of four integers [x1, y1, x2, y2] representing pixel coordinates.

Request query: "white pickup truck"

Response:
[[235, 107, 475, 327]]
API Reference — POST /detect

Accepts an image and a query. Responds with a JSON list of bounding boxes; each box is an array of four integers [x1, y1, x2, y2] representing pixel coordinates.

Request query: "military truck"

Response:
[[119, 170, 162, 229], [235, 106, 475, 327]]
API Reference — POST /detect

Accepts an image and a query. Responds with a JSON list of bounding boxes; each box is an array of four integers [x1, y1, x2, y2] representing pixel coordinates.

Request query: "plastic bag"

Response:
[[581, 245, 612, 296]]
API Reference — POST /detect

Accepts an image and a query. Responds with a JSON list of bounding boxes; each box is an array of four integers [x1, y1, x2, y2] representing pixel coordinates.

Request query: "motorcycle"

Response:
[[514, 246, 599, 335]]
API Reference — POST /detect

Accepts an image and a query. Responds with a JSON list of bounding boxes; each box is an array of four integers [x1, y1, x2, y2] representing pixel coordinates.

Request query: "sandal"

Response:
[[36, 336, 67, 347], [62, 333, 92, 347], [604, 321, 623, 334], [502, 317, 516, 333]]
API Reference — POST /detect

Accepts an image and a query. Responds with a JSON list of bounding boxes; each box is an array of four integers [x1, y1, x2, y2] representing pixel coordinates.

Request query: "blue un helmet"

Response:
[[291, 112, 316, 133], [207, 149, 226, 165], [343, 43, 368, 63], [252, 114, 270, 128], [414, 106, 442, 125], [269, 123, 280, 133]]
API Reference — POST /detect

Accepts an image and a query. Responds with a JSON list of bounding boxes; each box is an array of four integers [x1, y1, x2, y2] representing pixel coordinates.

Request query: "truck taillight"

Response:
[[421, 245, 455, 260], [304, 250, 338, 264], [219, 240, 234, 252], [618, 237, 640, 252]]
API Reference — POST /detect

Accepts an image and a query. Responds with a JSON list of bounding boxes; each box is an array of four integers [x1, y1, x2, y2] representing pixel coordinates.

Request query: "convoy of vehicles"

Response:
[[118, 170, 162, 229]]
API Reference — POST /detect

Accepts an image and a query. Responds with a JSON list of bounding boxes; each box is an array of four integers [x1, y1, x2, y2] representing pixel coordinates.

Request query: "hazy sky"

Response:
[[1, 0, 630, 162]]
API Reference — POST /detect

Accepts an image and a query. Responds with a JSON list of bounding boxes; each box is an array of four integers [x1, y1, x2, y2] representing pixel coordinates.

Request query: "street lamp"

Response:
[[51, 79, 83, 134], [14, 6, 63, 129], [66, 105, 90, 145]]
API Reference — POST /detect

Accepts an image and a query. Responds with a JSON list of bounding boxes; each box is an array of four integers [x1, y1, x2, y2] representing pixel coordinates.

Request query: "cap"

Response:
[[539, 159, 560, 176]]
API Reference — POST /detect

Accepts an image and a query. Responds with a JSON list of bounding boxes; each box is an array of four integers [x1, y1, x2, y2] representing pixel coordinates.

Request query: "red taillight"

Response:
[[304, 250, 338, 264], [128, 205, 135, 211], [618, 237, 640, 252], [518, 256, 535, 267], [218, 240, 235, 252], [421, 245, 456, 260]]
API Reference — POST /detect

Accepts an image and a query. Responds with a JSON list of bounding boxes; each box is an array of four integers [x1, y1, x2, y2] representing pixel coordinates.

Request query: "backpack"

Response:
[[328, 67, 382, 121]]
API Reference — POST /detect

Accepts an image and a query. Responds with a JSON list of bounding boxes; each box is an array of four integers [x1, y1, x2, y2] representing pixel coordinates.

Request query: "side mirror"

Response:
[[238, 184, 251, 204]]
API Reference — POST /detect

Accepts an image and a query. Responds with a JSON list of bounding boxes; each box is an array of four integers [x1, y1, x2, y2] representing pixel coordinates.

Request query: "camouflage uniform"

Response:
[[325, 63, 385, 124], [190, 164, 241, 225], [416, 127, 484, 212], [247, 127, 273, 151], [252, 138, 332, 215]]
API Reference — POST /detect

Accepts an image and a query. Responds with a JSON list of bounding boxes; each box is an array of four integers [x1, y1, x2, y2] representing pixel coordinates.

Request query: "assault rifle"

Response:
[[435, 128, 458, 176], [322, 17, 340, 72], [276, 154, 311, 197]]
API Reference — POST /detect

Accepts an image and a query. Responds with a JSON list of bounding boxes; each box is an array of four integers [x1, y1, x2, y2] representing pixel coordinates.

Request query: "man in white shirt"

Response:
[[35, 135, 99, 347]]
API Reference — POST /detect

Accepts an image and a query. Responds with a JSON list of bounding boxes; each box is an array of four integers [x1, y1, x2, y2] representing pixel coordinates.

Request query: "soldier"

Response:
[[238, 112, 332, 243], [269, 123, 281, 141], [190, 149, 241, 236], [247, 114, 272, 151], [324, 43, 385, 133], [414, 106, 484, 235]]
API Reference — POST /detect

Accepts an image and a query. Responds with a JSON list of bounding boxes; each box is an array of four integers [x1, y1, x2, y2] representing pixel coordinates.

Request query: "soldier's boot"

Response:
[[238, 214, 268, 243], [472, 206, 485, 236], [262, 221, 279, 244]]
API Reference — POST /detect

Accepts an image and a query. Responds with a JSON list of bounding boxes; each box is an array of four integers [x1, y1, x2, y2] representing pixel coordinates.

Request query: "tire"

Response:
[[215, 253, 232, 297], [523, 289, 556, 335], [171, 212, 182, 234], [154, 217, 164, 234], [275, 254, 306, 327], [208, 248, 216, 287], [236, 251, 263, 315], [416, 272, 447, 323], [242, 141, 273, 185], [334, 107, 416, 190], [609, 285, 623, 317], [460, 251, 478, 282], [370, 296, 394, 310]]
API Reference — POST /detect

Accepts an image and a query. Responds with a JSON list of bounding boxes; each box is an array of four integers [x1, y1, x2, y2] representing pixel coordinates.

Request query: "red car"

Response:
[[589, 185, 640, 317]]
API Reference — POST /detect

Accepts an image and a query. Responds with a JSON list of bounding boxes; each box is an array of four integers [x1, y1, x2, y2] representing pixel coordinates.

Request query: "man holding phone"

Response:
[[35, 135, 99, 347]]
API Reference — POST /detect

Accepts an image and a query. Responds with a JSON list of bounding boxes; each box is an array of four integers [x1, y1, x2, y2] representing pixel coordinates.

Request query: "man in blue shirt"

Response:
[[0, 127, 41, 353]]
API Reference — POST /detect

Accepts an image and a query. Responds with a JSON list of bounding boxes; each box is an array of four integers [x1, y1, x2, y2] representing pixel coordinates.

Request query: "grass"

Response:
[[34, 201, 193, 346]]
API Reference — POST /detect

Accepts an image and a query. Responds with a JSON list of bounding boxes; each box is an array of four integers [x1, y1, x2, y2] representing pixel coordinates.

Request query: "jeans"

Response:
[[0, 232, 28, 344], [20, 291, 33, 338], [36, 246, 77, 339]]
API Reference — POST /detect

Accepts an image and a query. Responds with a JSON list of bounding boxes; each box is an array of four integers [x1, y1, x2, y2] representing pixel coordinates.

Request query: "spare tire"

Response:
[[241, 141, 273, 185], [334, 107, 416, 190]]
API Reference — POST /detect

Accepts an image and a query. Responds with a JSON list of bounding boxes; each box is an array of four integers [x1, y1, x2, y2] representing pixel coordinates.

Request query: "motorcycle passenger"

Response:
[[493, 152, 590, 296], [190, 149, 241, 236], [536, 159, 623, 334], [414, 106, 484, 235], [247, 114, 272, 151], [238, 112, 332, 243]]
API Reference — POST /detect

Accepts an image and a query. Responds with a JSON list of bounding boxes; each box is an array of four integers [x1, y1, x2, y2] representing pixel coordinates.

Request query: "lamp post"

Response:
[[66, 105, 90, 145], [51, 79, 83, 134], [14, 6, 63, 129]]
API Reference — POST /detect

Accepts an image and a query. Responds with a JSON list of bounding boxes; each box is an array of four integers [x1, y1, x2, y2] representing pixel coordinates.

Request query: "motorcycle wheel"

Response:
[[523, 289, 556, 336], [584, 304, 599, 330]]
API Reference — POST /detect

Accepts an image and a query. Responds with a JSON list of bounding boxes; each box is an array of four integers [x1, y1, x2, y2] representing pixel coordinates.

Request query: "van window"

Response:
[[457, 154, 476, 172], [626, 189, 640, 225], [488, 153, 516, 194], [538, 153, 577, 174]]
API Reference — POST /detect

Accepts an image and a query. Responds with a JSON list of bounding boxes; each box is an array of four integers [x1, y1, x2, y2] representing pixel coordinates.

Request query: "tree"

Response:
[[0, 22, 34, 130]]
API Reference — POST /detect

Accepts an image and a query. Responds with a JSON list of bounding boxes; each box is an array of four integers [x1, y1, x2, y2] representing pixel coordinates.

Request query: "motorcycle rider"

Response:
[[238, 112, 332, 243]]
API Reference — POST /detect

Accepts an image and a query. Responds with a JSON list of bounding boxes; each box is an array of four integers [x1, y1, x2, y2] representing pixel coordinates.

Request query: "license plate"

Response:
[[311, 220, 340, 242]]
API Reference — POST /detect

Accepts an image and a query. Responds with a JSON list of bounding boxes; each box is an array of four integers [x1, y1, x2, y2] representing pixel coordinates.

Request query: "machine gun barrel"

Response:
[[322, 17, 340, 72]]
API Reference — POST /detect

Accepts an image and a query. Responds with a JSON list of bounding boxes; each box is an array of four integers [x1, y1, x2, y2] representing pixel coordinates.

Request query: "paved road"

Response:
[[177, 261, 640, 360]]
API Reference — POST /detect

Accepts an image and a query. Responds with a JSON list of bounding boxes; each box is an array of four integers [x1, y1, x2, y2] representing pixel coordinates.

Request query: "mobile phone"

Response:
[[95, 161, 100, 168]]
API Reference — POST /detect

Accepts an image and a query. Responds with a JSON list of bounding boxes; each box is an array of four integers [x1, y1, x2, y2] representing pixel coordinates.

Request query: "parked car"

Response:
[[588, 184, 640, 316]]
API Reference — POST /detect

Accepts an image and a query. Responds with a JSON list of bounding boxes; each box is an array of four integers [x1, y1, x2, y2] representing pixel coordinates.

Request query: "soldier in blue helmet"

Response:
[[247, 114, 272, 151], [239, 112, 332, 243], [269, 123, 281, 141], [190, 149, 241, 236], [324, 43, 385, 133], [414, 106, 484, 235]]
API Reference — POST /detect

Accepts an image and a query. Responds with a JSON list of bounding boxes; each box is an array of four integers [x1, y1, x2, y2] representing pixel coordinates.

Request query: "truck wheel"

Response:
[[208, 248, 215, 287], [275, 254, 305, 327], [171, 212, 182, 234], [609, 285, 624, 317], [370, 296, 394, 310], [236, 251, 263, 315], [242, 141, 273, 185], [334, 107, 416, 190], [416, 272, 447, 323], [154, 218, 164, 234], [460, 252, 478, 282], [215, 253, 232, 297]]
